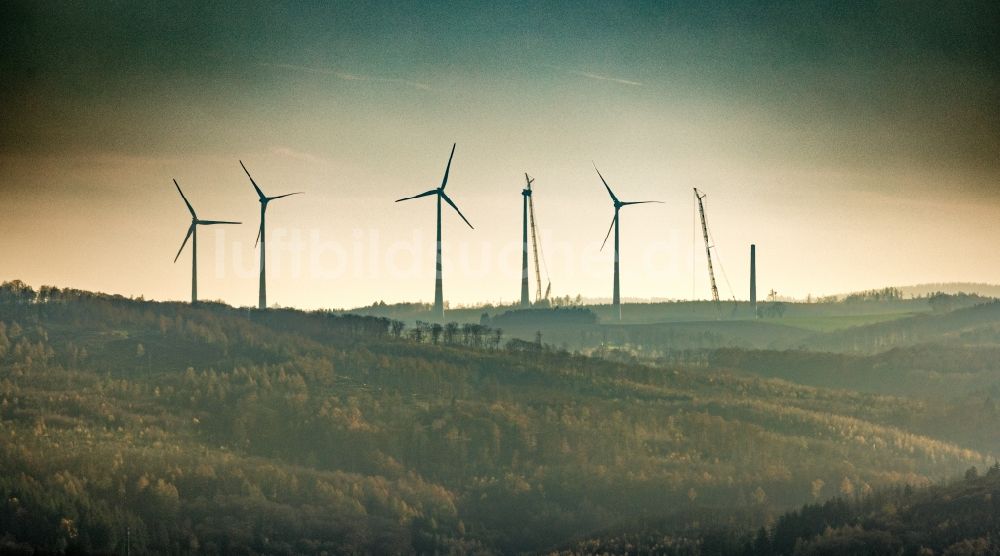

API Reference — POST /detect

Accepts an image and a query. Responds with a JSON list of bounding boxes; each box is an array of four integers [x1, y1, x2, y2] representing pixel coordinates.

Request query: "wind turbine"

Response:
[[395, 143, 473, 320], [595, 165, 662, 321], [172, 180, 241, 304], [239, 161, 304, 310]]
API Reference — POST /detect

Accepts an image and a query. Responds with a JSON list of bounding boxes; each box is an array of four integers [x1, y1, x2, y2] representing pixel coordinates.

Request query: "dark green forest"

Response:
[[557, 466, 1000, 555], [0, 281, 996, 554]]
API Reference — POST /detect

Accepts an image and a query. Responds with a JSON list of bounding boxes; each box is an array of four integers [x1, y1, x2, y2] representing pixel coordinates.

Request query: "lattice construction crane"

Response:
[[524, 173, 551, 303], [694, 188, 721, 316]]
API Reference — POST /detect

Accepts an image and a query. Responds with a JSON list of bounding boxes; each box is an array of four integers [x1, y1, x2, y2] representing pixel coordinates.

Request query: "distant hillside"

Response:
[[708, 345, 1000, 455], [0, 281, 990, 554], [487, 306, 597, 328], [344, 298, 931, 329], [822, 283, 1000, 301], [898, 282, 1000, 298], [797, 299, 1000, 353]]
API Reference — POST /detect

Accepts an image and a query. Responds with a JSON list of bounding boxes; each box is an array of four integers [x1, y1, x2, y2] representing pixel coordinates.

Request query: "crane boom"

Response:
[[694, 188, 721, 313], [526, 173, 548, 302]]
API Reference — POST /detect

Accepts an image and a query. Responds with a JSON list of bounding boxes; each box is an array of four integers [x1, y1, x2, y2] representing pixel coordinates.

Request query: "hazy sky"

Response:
[[2, 1, 998, 309]]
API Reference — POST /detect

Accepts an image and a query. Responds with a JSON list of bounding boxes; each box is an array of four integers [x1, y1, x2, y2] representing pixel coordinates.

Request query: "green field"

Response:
[[776, 312, 921, 332], [347, 300, 935, 353]]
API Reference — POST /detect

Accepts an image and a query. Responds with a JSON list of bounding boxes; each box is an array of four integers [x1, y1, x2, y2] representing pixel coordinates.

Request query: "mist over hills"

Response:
[[339, 289, 997, 366], [344, 282, 1000, 315]]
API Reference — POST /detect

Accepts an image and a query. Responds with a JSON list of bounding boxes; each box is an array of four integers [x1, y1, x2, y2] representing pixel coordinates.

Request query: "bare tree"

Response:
[[491, 328, 503, 351], [444, 322, 459, 344]]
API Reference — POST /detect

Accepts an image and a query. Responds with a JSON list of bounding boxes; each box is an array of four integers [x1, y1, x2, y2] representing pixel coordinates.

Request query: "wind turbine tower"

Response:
[[396, 143, 474, 320], [595, 165, 662, 321], [750, 244, 757, 318], [520, 174, 534, 307], [239, 161, 304, 310], [172, 180, 241, 304]]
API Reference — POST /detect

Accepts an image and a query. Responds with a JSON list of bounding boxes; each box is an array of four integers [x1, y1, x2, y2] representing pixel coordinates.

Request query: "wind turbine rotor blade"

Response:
[[619, 200, 664, 206], [592, 165, 619, 203], [174, 224, 195, 263], [198, 220, 241, 225], [440, 191, 474, 229], [255, 220, 263, 247], [173, 179, 197, 218], [440, 143, 456, 190], [239, 160, 267, 201], [600, 214, 617, 251], [268, 191, 304, 201], [395, 189, 438, 202]]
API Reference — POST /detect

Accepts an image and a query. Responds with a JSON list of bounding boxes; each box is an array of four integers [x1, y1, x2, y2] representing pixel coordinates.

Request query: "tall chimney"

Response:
[[750, 244, 757, 318]]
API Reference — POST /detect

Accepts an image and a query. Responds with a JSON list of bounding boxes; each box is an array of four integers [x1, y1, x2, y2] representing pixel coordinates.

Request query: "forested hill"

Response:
[[556, 465, 1000, 555], [0, 281, 992, 554], [799, 299, 1000, 353], [898, 282, 1000, 298]]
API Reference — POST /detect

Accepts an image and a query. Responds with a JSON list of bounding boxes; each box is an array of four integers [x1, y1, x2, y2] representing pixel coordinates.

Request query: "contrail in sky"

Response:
[[262, 62, 432, 91]]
